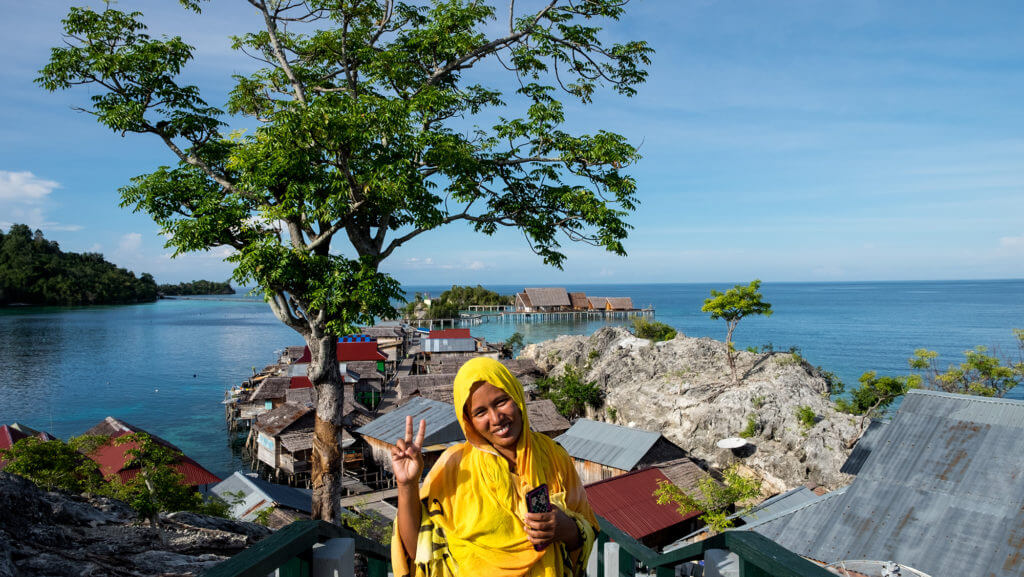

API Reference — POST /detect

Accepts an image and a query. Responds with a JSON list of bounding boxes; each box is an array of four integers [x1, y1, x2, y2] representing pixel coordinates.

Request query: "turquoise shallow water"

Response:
[[1, 280, 1021, 478]]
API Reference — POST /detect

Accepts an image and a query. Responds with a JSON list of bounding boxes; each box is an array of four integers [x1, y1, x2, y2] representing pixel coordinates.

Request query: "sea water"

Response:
[[1, 280, 1021, 478]]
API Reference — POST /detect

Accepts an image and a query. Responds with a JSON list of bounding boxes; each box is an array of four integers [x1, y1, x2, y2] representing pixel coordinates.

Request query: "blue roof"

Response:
[[554, 419, 661, 471], [746, 389, 1024, 577], [341, 335, 375, 342], [355, 397, 464, 446]]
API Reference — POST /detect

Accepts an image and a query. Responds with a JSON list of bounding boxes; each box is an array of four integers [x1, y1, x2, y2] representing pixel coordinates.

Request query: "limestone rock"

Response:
[[0, 472, 269, 577], [521, 327, 860, 491]]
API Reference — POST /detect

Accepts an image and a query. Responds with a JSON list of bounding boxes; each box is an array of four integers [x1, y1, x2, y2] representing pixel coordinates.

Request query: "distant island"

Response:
[[158, 280, 235, 296], [0, 224, 235, 306], [0, 224, 158, 306]]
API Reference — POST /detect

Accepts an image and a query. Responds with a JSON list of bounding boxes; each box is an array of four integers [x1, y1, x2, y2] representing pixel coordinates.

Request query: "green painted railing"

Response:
[[200, 520, 389, 577], [593, 513, 835, 577], [203, 515, 834, 577]]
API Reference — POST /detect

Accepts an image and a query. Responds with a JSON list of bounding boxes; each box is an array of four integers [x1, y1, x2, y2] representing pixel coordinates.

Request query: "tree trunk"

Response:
[[725, 322, 738, 383], [307, 333, 346, 523]]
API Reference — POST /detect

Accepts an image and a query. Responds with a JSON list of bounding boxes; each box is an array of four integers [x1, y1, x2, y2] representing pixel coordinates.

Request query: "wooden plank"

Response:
[[202, 521, 321, 577]]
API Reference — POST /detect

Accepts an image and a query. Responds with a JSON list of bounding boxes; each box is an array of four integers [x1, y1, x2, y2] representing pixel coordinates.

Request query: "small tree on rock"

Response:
[[833, 371, 920, 445], [701, 280, 773, 382]]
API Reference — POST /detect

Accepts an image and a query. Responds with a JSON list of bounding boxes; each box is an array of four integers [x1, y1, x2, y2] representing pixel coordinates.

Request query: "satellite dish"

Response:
[[717, 437, 748, 449], [826, 560, 932, 577]]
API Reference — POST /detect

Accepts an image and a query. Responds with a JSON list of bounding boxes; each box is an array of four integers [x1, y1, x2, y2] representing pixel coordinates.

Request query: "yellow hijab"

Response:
[[391, 357, 597, 577]]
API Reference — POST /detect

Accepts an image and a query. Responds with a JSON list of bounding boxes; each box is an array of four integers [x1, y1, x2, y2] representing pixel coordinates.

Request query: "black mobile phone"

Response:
[[525, 483, 551, 513]]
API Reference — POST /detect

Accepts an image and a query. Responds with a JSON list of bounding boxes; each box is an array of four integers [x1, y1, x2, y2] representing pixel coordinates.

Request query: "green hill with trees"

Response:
[[158, 280, 234, 296], [0, 224, 158, 306]]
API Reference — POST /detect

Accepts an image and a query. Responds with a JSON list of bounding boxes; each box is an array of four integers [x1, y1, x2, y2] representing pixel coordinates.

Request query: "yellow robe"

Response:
[[391, 358, 598, 577]]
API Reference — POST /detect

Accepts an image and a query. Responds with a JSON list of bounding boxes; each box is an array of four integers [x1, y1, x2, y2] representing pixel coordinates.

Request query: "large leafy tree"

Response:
[[39, 0, 651, 521]]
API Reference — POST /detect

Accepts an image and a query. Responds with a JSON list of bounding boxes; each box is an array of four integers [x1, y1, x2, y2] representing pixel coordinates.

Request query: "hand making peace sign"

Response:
[[391, 415, 426, 486]]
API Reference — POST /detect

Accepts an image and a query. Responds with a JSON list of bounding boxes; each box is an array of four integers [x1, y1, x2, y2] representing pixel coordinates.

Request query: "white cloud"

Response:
[[466, 261, 485, 271], [0, 170, 81, 231], [0, 171, 58, 201], [999, 235, 1024, 248], [118, 232, 143, 254]]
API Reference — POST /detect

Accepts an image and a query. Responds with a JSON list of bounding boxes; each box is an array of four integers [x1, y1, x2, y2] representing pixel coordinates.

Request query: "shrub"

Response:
[[739, 414, 758, 438], [536, 366, 604, 419], [654, 464, 762, 534], [632, 318, 677, 342], [795, 406, 816, 429]]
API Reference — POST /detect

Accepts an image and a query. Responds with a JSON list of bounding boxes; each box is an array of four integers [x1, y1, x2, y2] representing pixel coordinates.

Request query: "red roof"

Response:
[[296, 342, 386, 363], [585, 468, 700, 540], [0, 425, 57, 470], [289, 376, 312, 389], [428, 328, 472, 339], [88, 431, 221, 487]]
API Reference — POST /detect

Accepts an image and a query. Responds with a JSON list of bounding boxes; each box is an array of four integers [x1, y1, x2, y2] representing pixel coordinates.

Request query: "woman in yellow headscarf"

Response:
[[390, 357, 598, 577]]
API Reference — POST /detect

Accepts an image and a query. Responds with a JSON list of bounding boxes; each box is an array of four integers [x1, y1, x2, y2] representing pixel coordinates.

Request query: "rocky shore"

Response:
[[521, 326, 860, 492], [0, 472, 270, 577]]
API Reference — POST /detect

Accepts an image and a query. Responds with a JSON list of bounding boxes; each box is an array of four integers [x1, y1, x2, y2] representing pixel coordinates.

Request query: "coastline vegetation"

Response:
[[403, 285, 511, 319], [535, 366, 605, 419], [0, 224, 158, 306], [632, 317, 677, 342], [702, 280, 773, 382], [158, 280, 234, 296]]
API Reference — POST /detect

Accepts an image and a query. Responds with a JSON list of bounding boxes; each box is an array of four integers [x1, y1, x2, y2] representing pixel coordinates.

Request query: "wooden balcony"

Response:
[[201, 514, 835, 577]]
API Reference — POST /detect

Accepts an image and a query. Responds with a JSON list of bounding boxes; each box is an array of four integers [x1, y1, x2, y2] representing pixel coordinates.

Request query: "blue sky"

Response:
[[3, 1, 1023, 285]]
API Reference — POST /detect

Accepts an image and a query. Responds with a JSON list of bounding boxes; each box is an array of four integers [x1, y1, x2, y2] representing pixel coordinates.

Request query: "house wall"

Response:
[[571, 458, 629, 485], [256, 431, 278, 468]]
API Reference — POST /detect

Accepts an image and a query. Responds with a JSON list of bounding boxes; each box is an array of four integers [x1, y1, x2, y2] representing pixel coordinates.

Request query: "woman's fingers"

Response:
[[415, 418, 426, 449]]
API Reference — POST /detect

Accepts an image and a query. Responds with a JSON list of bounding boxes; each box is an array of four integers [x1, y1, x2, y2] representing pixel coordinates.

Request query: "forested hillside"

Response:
[[157, 280, 234, 295], [0, 224, 158, 306]]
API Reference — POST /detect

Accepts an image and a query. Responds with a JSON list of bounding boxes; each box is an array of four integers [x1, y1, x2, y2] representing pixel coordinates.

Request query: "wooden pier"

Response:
[[498, 308, 654, 323]]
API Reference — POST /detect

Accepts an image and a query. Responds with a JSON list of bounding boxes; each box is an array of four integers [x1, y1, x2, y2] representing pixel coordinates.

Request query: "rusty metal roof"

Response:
[[585, 467, 698, 540], [355, 397, 464, 447], [555, 419, 661, 471], [745, 389, 1024, 577]]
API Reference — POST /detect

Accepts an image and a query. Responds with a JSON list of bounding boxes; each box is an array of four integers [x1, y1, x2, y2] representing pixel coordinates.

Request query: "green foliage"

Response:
[[504, 332, 525, 358], [750, 396, 766, 409], [654, 464, 762, 534], [38, 0, 650, 516], [341, 510, 393, 545], [588, 348, 601, 361], [776, 353, 801, 367], [795, 406, 816, 429], [701, 280, 773, 380], [106, 433, 220, 521], [834, 371, 920, 419], [536, 366, 604, 419], [631, 317, 677, 342], [738, 414, 758, 438], [0, 436, 106, 493], [0, 224, 158, 306], [424, 285, 511, 319], [909, 332, 1023, 397], [158, 279, 234, 295], [253, 507, 273, 527], [606, 406, 618, 423]]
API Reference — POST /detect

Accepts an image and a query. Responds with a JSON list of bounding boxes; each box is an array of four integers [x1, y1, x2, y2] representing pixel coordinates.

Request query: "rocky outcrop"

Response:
[[520, 327, 860, 492], [0, 472, 271, 577]]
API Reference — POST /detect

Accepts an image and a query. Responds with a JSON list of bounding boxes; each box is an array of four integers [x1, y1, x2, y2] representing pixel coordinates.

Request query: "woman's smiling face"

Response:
[[467, 381, 523, 455]]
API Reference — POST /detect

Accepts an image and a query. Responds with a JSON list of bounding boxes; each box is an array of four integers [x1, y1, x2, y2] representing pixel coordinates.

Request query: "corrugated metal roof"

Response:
[[524, 287, 570, 307], [422, 338, 476, 353], [840, 420, 889, 475], [746, 389, 1024, 577], [396, 374, 455, 398], [555, 420, 661, 471], [428, 329, 472, 339], [356, 397, 465, 447], [251, 377, 292, 401], [737, 486, 821, 524], [585, 467, 698, 540], [211, 472, 315, 518], [255, 403, 313, 436], [88, 430, 221, 487], [655, 457, 712, 492]]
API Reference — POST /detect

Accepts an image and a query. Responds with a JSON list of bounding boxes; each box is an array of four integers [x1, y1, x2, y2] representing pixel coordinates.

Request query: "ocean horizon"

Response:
[[1, 278, 1022, 478]]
